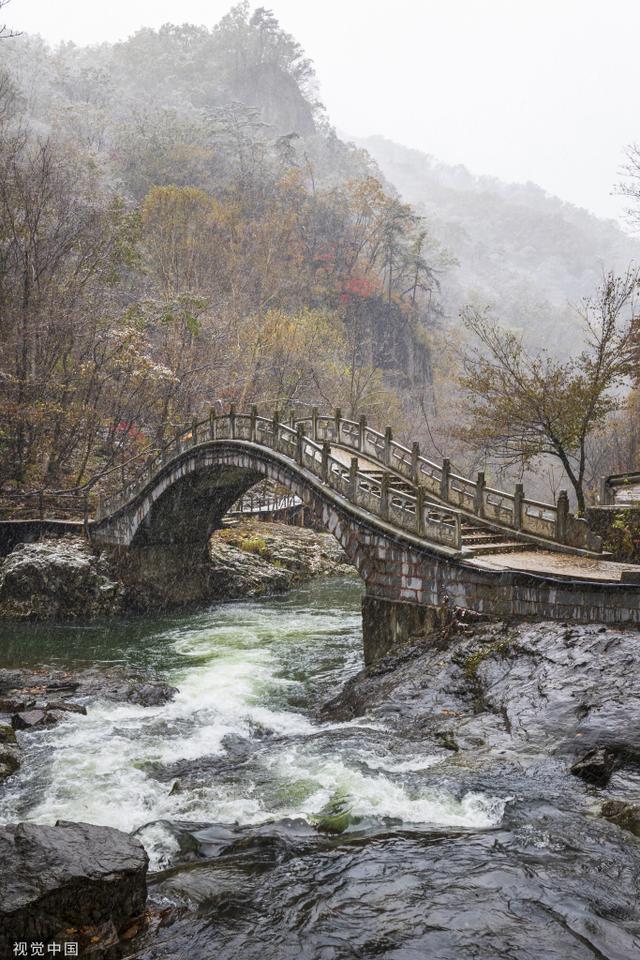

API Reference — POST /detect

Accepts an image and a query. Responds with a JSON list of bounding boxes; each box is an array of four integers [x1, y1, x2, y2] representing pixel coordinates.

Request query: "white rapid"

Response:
[[0, 579, 506, 867]]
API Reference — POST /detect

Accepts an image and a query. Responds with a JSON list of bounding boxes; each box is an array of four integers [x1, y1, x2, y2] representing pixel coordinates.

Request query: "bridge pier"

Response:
[[361, 594, 445, 665], [108, 543, 217, 610]]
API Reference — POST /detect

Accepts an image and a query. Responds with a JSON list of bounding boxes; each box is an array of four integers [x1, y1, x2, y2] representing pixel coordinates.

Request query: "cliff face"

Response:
[[230, 61, 316, 136]]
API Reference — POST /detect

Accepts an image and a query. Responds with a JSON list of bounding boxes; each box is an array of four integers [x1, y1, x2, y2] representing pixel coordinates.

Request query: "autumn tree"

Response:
[[458, 271, 639, 512], [0, 126, 140, 489]]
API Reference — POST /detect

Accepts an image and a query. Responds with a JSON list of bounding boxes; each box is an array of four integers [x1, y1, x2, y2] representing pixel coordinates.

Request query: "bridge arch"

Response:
[[93, 441, 400, 580]]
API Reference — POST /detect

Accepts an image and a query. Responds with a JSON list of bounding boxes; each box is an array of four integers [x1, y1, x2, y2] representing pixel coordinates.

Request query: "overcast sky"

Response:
[[5, 0, 640, 223]]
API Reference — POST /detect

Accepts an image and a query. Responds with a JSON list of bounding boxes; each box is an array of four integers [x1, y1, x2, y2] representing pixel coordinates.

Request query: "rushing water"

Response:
[[0, 578, 504, 858]]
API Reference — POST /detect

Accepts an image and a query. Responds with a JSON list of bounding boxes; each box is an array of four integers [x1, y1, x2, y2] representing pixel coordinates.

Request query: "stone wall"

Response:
[[586, 506, 640, 563]]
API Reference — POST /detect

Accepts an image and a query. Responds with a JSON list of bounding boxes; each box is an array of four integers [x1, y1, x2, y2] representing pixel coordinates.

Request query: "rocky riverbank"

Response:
[[0, 520, 353, 620], [321, 615, 640, 827], [0, 666, 178, 956]]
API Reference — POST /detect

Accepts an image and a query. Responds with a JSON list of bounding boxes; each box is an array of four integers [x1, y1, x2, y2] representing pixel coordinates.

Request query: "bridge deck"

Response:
[[471, 549, 640, 582]]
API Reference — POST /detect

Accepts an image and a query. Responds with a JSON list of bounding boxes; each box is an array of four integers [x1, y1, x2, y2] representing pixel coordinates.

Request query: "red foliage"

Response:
[[339, 275, 379, 302]]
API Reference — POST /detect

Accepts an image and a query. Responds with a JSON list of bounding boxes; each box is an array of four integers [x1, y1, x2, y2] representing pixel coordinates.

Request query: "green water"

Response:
[[0, 577, 504, 869]]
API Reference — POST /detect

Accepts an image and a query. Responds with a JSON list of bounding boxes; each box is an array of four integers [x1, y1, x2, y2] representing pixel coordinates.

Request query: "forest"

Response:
[[0, 1, 639, 510]]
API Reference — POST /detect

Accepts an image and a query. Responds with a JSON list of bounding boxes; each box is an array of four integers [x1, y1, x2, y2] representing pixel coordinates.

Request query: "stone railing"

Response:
[[295, 409, 601, 553], [96, 408, 463, 552], [600, 471, 640, 505], [228, 479, 302, 516], [0, 490, 91, 526]]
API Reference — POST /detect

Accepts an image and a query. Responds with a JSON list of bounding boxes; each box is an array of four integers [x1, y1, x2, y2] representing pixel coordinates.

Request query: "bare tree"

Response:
[[0, 0, 19, 39], [458, 270, 640, 512]]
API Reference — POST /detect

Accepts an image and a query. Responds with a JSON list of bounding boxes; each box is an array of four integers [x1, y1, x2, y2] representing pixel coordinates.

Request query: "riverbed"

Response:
[[1, 578, 639, 959]]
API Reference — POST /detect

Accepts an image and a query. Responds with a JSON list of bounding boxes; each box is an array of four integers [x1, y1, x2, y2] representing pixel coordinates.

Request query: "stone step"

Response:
[[469, 541, 529, 555], [461, 532, 505, 544]]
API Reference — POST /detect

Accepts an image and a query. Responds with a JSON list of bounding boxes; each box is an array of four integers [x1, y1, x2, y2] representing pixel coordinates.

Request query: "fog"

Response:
[[7, 0, 640, 222]]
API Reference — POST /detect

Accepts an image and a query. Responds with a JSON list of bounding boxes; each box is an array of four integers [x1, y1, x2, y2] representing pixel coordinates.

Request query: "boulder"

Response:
[[570, 747, 620, 786], [207, 537, 292, 599], [212, 519, 352, 585], [11, 709, 59, 731], [0, 821, 148, 954], [0, 697, 31, 713], [125, 682, 178, 708], [45, 700, 87, 715], [0, 537, 123, 620]]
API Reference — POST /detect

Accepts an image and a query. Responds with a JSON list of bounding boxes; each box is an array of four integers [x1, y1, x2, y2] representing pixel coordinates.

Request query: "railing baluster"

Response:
[[380, 474, 390, 520], [359, 414, 366, 451], [411, 442, 420, 485], [321, 441, 330, 482], [296, 423, 304, 465], [416, 487, 424, 536], [440, 458, 450, 501], [474, 471, 485, 517], [384, 427, 392, 467], [556, 490, 569, 543], [349, 456, 358, 499], [514, 483, 524, 530]]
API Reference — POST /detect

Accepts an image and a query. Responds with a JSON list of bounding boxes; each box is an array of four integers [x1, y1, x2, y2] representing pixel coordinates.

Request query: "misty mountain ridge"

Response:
[[357, 135, 640, 352]]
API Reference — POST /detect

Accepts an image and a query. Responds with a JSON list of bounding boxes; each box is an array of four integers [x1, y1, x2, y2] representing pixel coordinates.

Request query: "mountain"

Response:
[[356, 135, 640, 353]]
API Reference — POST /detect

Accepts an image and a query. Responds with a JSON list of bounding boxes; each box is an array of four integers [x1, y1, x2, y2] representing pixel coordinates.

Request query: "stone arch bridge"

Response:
[[93, 408, 640, 663]]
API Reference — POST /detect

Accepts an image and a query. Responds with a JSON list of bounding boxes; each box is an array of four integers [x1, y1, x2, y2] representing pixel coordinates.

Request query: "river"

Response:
[[3, 577, 638, 959]]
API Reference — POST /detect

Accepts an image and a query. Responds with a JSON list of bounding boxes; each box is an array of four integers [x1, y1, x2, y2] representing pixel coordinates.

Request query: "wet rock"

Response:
[[141, 812, 640, 960], [11, 708, 59, 730], [0, 536, 123, 620], [121, 681, 178, 707], [0, 697, 31, 713], [208, 519, 353, 600], [0, 521, 353, 620], [0, 722, 16, 744], [0, 665, 178, 711], [207, 538, 293, 599], [601, 800, 640, 836], [0, 746, 20, 782], [45, 700, 87, 715], [0, 820, 148, 955], [321, 620, 640, 771], [570, 747, 620, 786], [133, 820, 203, 866], [45, 679, 80, 694]]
